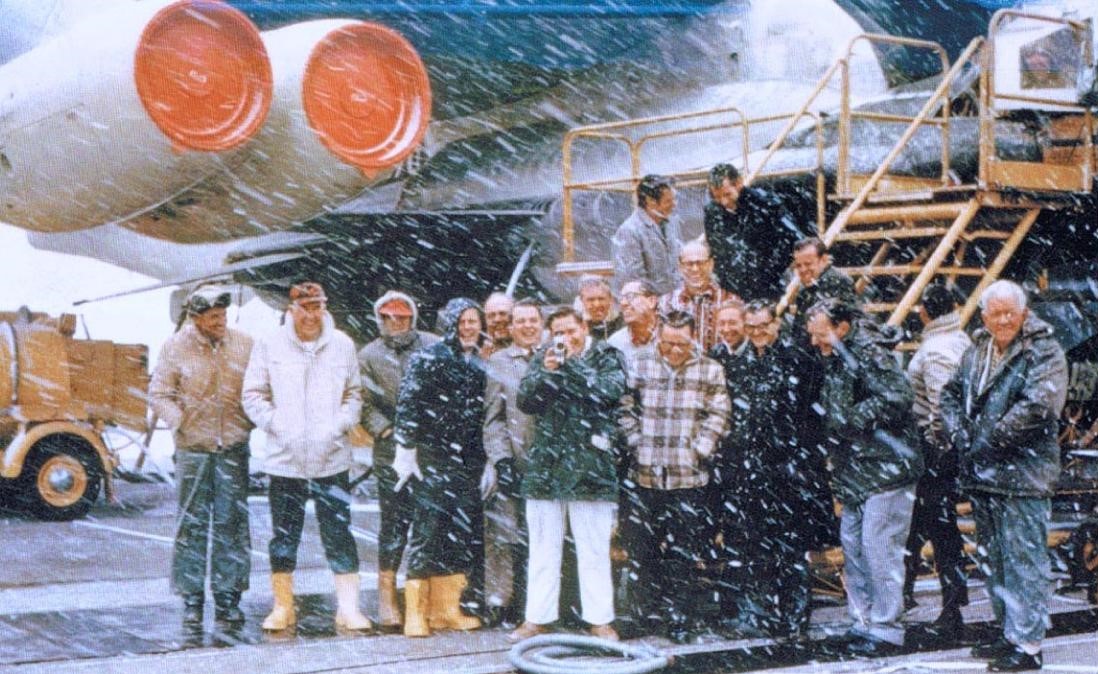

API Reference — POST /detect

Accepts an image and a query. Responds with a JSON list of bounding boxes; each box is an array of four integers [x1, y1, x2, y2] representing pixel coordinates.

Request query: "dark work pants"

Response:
[[172, 445, 251, 598], [623, 486, 714, 627], [720, 490, 811, 636], [406, 463, 484, 584], [268, 472, 359, 574], [903, 461, 968, 612], [376, 462, 414, 572]]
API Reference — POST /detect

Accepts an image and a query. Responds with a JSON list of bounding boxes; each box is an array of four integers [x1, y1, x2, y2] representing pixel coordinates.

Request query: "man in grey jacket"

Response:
[[611, 175, 683, 295], [358, 290, 439, 631], [242, 282, 371, 633], [941, 280, 1067, 672], [150, 286, 253, 629], [482, 298, 544, 626]]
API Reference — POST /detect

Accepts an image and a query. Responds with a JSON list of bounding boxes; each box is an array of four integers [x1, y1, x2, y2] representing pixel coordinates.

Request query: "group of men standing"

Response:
[[148, 159, 1067, 673]]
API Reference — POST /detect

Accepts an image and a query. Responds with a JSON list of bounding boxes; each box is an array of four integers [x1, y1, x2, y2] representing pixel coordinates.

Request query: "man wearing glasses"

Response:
[[657, 240, 737, 351], [242, 282, 372, 633], [618, 311, 730, 643], [608, 280, 661, 371], [715, 301, 813, 639], [941, 281, 1067, 672], [358, 290, 439, 631]]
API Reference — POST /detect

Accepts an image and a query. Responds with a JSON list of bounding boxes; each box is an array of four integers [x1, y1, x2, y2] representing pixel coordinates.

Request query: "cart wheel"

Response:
[[18, 435, 102, 520]]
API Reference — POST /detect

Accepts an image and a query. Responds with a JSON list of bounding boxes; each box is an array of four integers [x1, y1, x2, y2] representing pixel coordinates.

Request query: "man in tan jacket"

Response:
[[150, 286, 254, 629]]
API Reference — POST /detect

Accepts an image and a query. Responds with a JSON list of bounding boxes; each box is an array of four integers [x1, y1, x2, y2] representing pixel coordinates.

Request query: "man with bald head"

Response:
[[657, 239, 736, 351]]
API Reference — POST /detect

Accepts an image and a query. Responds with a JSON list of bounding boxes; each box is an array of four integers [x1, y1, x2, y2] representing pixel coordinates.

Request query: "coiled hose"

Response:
[[508, 634, 670, 674]]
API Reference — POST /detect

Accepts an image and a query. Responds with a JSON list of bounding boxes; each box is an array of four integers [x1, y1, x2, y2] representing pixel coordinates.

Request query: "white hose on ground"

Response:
[[508, 634, 670, 674]]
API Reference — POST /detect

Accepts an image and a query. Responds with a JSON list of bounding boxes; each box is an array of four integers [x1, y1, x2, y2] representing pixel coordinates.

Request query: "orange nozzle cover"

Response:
[[134, 0, 272, 152], [303, 22, 432, 174]]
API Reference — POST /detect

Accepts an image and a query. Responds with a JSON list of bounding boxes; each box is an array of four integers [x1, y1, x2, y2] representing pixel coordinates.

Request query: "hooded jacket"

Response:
[[358, 291, 439, 463], [819, 321, 923, 505], [242, 312, 363, 478], [940, 313, 1067, 498], [394, 298, 488, 474], [150, 324, 254, 452]]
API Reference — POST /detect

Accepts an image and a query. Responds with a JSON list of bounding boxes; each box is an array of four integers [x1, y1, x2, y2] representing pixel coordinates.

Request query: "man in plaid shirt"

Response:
[[618, 311, 731, 643]]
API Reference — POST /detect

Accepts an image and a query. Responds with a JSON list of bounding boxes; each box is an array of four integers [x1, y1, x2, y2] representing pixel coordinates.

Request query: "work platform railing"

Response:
[[558, 9, 1096, 335]]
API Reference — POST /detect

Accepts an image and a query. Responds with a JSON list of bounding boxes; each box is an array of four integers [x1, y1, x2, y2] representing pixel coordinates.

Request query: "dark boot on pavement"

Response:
[[987, 647, 1042, 672], [972, 637, 1015, 659], [214, 592, 244, 627], [182, 594, 204, 627]]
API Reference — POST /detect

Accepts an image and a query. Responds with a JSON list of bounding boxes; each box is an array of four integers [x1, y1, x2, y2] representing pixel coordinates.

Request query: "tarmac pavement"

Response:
[[1, 478, 1096, 674]]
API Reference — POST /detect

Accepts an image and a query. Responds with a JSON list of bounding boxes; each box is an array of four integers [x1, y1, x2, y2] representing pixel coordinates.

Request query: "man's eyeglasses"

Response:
[[661, 341, 693, 352], [680, 259, 711, 268]]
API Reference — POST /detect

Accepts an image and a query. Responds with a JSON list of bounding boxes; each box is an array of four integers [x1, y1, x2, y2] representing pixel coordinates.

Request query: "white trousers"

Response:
[[525, 499, 616, 626]]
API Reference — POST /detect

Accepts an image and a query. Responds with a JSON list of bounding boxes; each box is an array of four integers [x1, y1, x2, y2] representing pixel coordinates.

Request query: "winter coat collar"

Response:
[[282, 311, 335, 351], [970, 313, 1056, 393], [922, 311, 964, 339]]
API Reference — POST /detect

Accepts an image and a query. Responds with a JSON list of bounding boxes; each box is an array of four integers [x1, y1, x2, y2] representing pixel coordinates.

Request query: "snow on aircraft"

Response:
[[0, 0, 1075, 339]]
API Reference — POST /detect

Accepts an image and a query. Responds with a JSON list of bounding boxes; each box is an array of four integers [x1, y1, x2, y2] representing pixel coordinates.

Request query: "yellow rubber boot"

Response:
[[333, 573, 374, 632], [262, 573, 296, 631], [378, 570, 402, 631], [429, 574, 481, 631], [403, 579, 431, 637]]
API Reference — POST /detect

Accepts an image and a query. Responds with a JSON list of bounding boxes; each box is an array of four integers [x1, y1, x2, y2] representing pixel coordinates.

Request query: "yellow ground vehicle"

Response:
[[0, 308, 148, 519]]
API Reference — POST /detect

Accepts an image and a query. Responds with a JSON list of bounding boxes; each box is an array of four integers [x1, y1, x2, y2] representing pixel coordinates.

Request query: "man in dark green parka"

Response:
[[805, 299, 923, 656], [940, 280, 1067, 672], [507, 307, 628, 642]]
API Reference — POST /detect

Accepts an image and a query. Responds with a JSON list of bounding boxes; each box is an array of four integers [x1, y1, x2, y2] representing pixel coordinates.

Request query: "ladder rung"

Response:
[[834, 227, 1016, 243], [964, 229, 1013, 240], [556, 261, 613, 276], [865, 190, 935, 204], [845, 202, 967, 226], [839, 265, 988, 277], [835, 227, 949, 242], [863, 302, 898, 313]]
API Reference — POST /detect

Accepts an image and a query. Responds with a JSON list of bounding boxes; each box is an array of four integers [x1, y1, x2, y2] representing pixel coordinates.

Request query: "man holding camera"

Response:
[[509, 308, 628, 642]]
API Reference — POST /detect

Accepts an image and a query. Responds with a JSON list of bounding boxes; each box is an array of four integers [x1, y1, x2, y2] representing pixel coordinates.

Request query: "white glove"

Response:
[[392, 445, 423, 492], [479, 462, 498, 500]]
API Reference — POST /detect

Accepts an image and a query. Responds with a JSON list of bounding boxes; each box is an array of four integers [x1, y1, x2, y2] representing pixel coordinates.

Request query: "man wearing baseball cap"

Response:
[[150, 285, 253, 631], [242, 281, 372, 633]]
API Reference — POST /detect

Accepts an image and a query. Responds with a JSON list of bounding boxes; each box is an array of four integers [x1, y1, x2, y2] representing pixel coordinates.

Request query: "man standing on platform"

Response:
[[612, 175, 683, 296]]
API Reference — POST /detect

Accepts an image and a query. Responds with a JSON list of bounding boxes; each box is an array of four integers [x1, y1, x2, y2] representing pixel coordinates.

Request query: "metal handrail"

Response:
[[980, 9, 1095, 189], [560, 107, 748, 263], [559, 104, 826, 264], [839, 33, 952, 194], [822, 36, 984, 249]]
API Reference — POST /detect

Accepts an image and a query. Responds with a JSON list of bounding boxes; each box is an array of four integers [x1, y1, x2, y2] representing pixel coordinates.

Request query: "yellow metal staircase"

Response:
[[558, 9, 1096, 334]]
